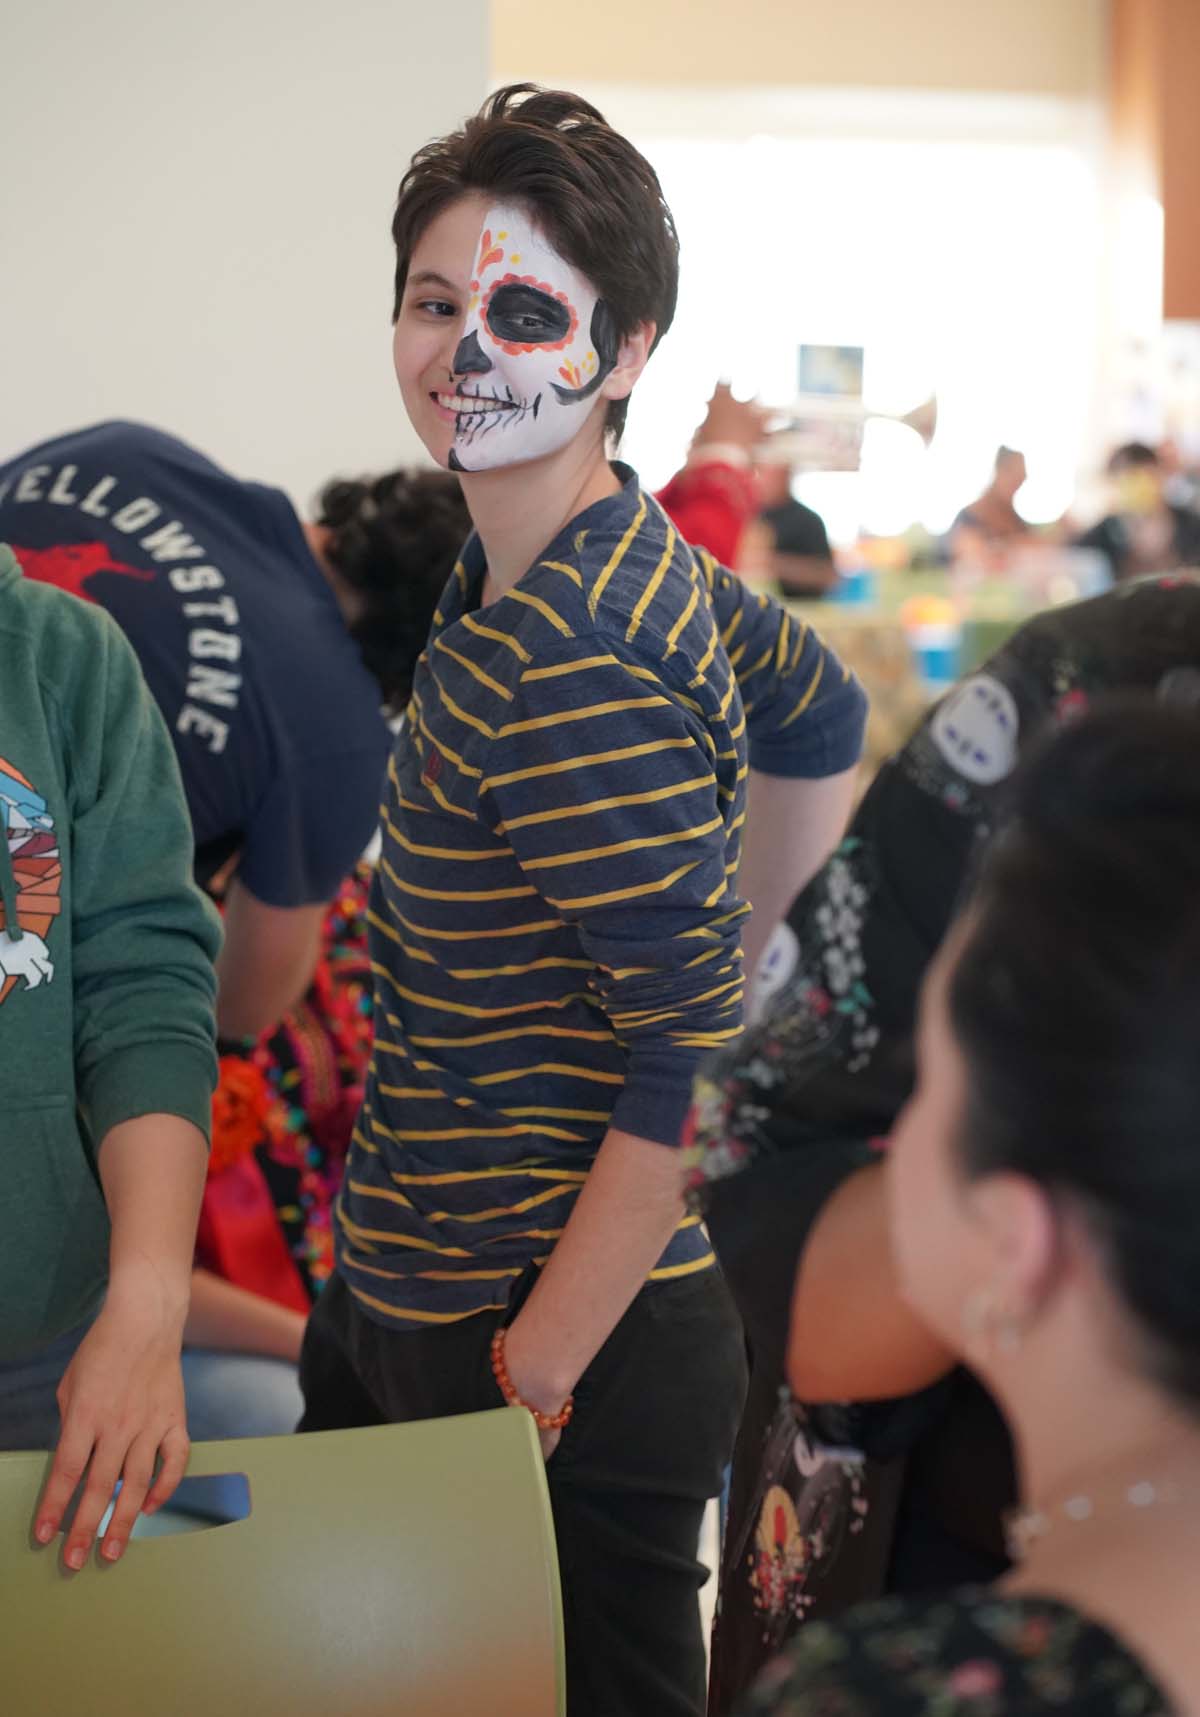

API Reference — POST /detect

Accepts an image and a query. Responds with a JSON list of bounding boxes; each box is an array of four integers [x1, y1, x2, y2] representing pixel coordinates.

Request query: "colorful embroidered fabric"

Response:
[[199, 865, 373, 1305], [738, 1592, 1168, 1715]]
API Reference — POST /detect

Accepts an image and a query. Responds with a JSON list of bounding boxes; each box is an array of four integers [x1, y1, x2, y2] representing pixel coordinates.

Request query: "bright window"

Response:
[[622, 130, 1103, 540]]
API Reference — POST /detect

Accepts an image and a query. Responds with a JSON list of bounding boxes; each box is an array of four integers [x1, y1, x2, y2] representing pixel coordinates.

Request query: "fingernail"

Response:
[[35, 1521, 54, 1545], [102, 1539, 123, 1562], [66, 1546, 85, 1570]]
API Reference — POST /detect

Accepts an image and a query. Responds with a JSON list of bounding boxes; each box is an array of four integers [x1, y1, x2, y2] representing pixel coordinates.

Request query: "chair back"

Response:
[[1, 1406, 564, 1717]]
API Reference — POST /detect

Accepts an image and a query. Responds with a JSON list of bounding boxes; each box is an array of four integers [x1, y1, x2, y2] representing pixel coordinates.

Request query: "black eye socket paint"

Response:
[[486, 282, 573, 346], [550, 300, 620, 405]]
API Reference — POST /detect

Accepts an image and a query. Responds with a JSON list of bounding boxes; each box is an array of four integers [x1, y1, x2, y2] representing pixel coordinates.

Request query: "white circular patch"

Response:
[[748, 920, 800, 1024], [930, 674, 1019, 785]]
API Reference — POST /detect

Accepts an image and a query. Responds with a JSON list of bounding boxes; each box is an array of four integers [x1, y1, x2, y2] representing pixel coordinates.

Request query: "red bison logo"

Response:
[[13, 541, 155, 604]]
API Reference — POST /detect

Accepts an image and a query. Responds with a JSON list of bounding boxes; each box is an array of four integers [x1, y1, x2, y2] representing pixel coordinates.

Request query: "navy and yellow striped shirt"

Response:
[[337, 467, 866, 1326]]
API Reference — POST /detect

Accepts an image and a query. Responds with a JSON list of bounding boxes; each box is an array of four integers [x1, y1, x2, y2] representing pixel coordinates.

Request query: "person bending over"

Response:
[[0, 426, 468, 1038]]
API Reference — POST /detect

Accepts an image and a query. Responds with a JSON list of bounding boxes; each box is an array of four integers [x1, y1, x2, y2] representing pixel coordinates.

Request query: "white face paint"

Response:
[[439, 203, 618, 474], [930, 674, 1020, 785]]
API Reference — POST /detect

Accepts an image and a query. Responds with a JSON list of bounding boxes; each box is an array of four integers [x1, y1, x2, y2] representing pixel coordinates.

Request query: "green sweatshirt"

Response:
[[0, 545, 220, 1362]]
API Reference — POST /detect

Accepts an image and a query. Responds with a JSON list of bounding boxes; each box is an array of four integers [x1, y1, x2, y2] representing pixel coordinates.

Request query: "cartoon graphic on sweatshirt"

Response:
[[0, 757, 60, 1000]]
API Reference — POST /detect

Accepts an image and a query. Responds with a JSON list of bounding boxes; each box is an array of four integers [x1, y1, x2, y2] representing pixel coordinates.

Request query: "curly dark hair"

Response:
[[390, 83, 679, 444], [315, 467, 470, 715]]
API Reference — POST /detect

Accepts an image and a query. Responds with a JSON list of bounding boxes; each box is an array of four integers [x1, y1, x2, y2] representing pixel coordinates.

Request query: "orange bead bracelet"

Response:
[[490, 1328, 574, 1432]]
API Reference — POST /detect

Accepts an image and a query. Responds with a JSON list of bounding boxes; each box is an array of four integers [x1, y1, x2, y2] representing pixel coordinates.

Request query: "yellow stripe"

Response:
[[424, 773, 478, 820], [720, 608, 743, 648], [414, 1184, 581, 1224], [507, 587, 574, 636], [372, 961, 589, 1020], [664, 582, 699, 656], [380, 814, 511, 864], [374, 1083, 451, 1103], [345, 1282, 508, 1324], [539, 558, 584, 588], [386, 1165, 586, 1187], [407, 1022, 610, 1049], [544, 857, 701, 913], [521, 652, 623, 684], [390, 909, 565, 944], [497, 693, 671, 740], [459, 610, 532, 662], [380, 853, 536, 904], [647, 1251, 716, 1282], [745, 643, 774, 678], [780, 656, 825, 727], [433, 637, 513, 701], [690, 615, 721, 684], [500, 1105, 611, 1122], [338, 1204, 469, 1255], [416, 1266, 526, 1282], [516, 812, 723, 874], [480, 735, 694, 794], [470, 1061, 624, 1087], [346, 1177, 416, 1208], [364, 908, 438, 964], [367, 1108, 587, 1145], [672, 975, 744, 1009], [444, 956, 594, 980], [683, 943, 732, 971], [429, 680, 497, 741], [727, 640, 748, 670], [608, 1007, 684, 1029], [775, 614, 791, 674], [497, 772, 714, 835], [589, 492, 647, 620], [681, 905, 749, 936], [625, 522, 676, 642], [414, 707, 482, 780]]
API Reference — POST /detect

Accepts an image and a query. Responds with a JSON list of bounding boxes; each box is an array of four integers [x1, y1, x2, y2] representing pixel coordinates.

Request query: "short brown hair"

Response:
[[391, 84, 679, 442]]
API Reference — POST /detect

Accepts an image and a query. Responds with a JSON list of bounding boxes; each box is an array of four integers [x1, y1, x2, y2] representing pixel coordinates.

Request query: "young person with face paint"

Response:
[[298, 87, 867, 1717]]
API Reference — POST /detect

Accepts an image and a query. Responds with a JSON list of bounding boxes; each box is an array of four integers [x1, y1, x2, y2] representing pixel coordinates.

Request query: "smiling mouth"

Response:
[[431, 385, 542, 449], [436, 391, 521, 417]]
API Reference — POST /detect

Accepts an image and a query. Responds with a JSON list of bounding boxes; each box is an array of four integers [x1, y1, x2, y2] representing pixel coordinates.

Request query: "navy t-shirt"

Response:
[[0, 422, 389, 907]]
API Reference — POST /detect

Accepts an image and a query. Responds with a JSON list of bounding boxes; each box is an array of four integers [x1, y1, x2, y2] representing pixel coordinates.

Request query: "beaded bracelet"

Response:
[[490, 1328, 574, 1432]]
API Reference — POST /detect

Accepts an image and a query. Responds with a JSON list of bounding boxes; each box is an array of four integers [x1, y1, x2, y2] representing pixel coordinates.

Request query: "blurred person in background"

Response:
[[690, 574, 1200, 1713], [1074, 440, 1200, 583], [0, 423, 467, 1042], [656, 381, 772, 568], [752, 460, 837, 598], [656, 385, 836, 595], [737, 699, 1200, 1717], [949, 445, 1033, 565]]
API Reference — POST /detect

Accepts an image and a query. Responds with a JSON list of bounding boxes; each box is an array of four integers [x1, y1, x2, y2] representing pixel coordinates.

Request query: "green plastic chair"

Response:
[[1, 1406, 564, 1717]]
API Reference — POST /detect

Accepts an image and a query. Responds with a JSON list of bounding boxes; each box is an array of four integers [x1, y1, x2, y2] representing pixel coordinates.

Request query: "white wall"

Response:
[[1, 0, 489, 509]]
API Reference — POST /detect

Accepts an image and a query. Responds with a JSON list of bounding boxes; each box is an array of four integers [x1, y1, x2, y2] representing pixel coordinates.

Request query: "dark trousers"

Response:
[[300, 1267, 748, 1717]]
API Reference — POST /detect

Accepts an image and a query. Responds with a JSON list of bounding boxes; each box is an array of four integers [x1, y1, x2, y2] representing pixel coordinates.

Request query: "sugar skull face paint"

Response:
[[397, 197, 619, 474]]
